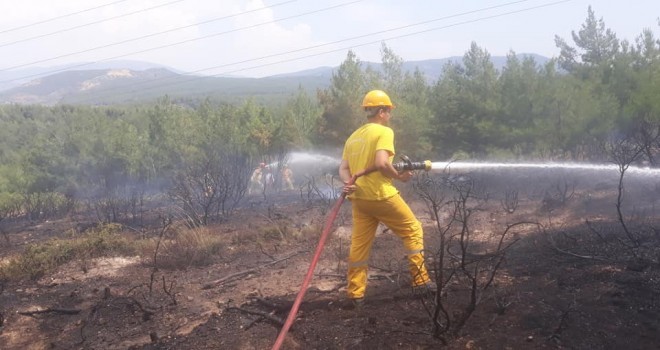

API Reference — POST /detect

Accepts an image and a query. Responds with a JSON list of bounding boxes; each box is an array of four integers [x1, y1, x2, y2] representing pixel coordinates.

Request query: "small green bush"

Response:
[[0, 192, 22, 218]]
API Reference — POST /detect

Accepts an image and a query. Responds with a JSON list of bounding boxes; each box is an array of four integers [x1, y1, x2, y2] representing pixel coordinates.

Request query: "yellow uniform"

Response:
[[343, 123, 398, 200], [342, 123, 430, 300], [248, 167, 263, 194], [282, 167, 294, 190]]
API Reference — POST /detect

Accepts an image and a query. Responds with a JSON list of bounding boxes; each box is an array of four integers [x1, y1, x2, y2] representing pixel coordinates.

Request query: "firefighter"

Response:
[[339, 90, 433, 307], [282, 165, 294, 190], [263, 165, 274, 188], [249, 163, 266, 194]]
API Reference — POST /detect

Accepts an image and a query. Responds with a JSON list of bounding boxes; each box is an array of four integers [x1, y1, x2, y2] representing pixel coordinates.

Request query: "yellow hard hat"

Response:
[[361, 90, 394, 109]]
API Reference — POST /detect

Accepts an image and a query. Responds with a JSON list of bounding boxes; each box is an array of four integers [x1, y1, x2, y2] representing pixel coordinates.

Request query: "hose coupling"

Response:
[[392, 155, 431, 172]]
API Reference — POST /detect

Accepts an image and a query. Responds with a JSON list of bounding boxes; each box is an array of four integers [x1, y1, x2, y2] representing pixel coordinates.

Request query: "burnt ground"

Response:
[[1, 169, 659, 350]]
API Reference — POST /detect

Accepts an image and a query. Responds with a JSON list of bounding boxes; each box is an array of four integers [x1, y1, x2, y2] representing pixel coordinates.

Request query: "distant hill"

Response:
[[0, 60, 178, 92], [0, 54, 549, 105], [0, 68, 330, 105]]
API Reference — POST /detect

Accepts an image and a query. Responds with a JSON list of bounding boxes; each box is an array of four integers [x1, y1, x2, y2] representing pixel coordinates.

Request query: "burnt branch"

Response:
[[248, 296, 289, 313], [152, 215, 173, 269], [169, 148, 252, 227], [299, 175, 333, 205], [546, 231, 609, 261], [605, 135, 647, 246], [500, 188, 519, 213], [202, 250, 306, 289], [162, 275, 177, 306], [226, 306, 285, 327], [18, 307, 81, 316], [547, 298, 577, 344], [414, 172, 528, 340]]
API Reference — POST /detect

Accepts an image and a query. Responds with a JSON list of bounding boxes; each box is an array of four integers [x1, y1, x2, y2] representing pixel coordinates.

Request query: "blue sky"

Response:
[[0, 0, 658, 77]]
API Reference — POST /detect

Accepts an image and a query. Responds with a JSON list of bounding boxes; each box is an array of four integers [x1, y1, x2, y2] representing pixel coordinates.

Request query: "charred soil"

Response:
[[1, 174, 659, 350]]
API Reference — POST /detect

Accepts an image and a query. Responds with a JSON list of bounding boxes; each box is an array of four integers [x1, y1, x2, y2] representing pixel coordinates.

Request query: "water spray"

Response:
[[427, 161, 660, 176], [391, 156, 660, 176]]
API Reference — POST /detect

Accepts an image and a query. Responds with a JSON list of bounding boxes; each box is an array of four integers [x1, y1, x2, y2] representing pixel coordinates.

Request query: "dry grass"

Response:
[[0, 223, 136, 280], [0, 222, 233, 280], [149, 226, 226, 269]]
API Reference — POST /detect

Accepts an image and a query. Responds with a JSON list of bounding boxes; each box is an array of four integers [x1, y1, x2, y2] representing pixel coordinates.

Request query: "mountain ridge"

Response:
[[0, 54, 550, 105]]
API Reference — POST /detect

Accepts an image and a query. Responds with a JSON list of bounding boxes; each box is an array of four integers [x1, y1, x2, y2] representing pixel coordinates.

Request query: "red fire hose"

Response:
[[271, 167, 375, 350]]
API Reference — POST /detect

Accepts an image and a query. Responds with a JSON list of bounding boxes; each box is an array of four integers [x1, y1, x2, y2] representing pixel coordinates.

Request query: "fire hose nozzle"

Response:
[[392, 156, 432, 172]]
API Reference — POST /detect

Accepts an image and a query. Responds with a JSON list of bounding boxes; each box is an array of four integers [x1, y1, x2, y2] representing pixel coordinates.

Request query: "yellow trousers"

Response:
[[347, 194, 430, 299]]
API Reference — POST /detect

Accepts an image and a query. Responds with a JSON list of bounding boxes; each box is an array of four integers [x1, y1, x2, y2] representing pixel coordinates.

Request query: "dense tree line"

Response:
[[0, 7, 658, 222]]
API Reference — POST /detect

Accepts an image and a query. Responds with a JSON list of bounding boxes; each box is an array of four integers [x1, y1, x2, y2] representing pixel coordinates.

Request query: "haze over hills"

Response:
[[0, 54, 549, 105], [0, 60, 183, 92]]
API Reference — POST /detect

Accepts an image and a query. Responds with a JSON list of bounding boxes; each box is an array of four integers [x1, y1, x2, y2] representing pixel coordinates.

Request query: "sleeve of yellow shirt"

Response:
[[376, 126, 395, 157]]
